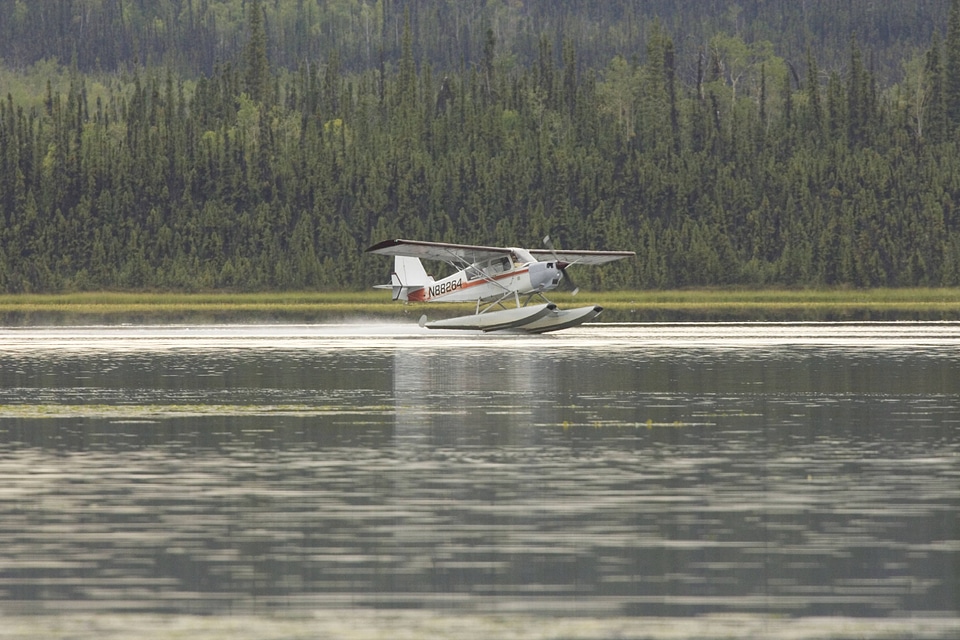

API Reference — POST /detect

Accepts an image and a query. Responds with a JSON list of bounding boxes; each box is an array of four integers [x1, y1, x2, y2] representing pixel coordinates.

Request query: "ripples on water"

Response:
[[0, 322, 958, 639]]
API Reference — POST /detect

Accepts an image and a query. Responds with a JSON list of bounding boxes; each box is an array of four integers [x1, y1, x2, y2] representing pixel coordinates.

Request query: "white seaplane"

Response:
[[366, 237, 634, 333]]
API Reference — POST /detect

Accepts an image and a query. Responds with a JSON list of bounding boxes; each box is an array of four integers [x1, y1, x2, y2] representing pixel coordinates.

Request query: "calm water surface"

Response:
[[0, 322, 958, 639]]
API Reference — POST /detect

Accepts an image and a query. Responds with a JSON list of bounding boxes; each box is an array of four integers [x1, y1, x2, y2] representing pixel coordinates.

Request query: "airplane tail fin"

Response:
[[375, 256, 431, 301]]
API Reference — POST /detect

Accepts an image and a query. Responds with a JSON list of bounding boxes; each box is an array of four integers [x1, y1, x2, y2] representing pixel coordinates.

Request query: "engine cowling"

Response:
[[528, 261, 563, 291]]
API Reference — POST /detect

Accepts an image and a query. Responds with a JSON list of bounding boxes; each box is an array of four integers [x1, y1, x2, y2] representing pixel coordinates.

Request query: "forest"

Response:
[[2, 0, 960, 292]]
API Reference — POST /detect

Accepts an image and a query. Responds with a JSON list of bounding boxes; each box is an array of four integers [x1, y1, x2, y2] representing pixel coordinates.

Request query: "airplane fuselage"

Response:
[[407, 255, 563, 303]]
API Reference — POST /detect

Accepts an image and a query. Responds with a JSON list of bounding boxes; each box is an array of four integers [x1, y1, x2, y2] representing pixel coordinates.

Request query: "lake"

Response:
[[0, 322, 958, 639]]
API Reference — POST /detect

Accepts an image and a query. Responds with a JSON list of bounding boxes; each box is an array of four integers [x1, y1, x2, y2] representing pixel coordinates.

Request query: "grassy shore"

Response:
[[1, 288, 959, 324], [586, 288, 960, 321]]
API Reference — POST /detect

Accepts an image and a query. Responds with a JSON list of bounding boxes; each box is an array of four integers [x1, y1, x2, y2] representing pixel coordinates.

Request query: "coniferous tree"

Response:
[[925, 34, 947, 143], [847, 35, 872, 146], [805, 47, 823, 140], [945, 0, 960, 129], [244, 0, 271, 104]]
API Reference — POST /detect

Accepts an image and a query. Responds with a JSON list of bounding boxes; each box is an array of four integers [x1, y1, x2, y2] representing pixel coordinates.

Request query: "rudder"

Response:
[[390, 256, 431, 301]]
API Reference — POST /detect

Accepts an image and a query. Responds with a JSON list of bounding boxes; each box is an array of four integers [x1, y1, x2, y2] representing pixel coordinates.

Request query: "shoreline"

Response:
[[1, 288, 959, 325]]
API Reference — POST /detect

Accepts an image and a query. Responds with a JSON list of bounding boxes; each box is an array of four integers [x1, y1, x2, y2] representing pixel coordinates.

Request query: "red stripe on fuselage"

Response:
[[411, 267, 530, 302]]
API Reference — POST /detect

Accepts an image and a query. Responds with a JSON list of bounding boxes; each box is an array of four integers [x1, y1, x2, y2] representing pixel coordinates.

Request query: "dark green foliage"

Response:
[[0, 1, 949, 83], [243, 0, 272, 104], [1, 1, 960, 292], [946, 0, 960, 129]]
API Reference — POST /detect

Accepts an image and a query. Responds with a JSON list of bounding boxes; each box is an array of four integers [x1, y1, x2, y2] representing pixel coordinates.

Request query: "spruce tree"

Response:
[[926, 34, 947, 142], [945, 0, 960, 129], [244, 0, 270, 104]]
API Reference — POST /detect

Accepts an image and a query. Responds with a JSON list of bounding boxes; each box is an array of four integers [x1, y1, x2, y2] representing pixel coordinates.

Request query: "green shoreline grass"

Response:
[[1, 288, 959, 324]]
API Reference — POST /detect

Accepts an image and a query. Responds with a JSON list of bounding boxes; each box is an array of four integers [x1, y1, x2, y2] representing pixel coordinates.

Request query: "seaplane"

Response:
[[365, 238, 635, 333]]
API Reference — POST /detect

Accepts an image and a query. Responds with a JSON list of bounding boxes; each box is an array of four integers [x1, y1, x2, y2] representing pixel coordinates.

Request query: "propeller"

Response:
[[543, 235, 579, 296]]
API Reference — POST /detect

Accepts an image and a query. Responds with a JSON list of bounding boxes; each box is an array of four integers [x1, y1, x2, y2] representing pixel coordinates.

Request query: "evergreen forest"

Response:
[[3, 0, 960, 292]]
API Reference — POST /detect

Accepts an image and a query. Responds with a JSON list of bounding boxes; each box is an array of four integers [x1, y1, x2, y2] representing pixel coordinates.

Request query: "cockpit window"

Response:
[[466, 257, 512, 280]]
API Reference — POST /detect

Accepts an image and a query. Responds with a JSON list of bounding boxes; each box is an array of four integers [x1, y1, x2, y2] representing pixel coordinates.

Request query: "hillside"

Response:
[[0, 1, 948, 81], [1, 0, 959, 292]]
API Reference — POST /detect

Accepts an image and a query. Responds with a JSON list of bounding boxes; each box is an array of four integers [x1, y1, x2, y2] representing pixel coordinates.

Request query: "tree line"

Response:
[[2, 0, 960, 292], [0, 1, 950, 82]]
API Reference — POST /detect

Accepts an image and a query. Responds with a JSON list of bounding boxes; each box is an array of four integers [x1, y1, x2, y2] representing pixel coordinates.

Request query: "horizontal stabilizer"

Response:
[[374, 283, 424, 301]]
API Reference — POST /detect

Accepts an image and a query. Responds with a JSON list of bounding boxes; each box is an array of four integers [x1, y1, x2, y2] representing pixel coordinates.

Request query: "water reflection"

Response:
[[0, 323, 958, 637]]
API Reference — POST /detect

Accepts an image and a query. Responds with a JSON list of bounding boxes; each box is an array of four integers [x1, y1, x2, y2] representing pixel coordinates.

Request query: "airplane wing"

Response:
[[528, 249, 636, 265], [366, 239, 513, 265]]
